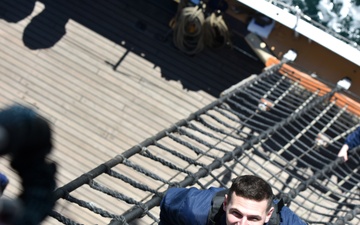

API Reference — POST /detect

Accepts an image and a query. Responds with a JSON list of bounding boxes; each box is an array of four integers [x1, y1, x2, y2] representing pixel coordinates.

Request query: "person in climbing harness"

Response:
[[337, 126, 360, 162], [0, 105, 57, 225], [159, 175, 307, 225]]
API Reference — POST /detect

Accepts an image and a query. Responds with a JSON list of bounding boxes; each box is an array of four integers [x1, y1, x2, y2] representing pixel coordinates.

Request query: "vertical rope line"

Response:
[[281, 147, 360, 206], [328, 124, 360, 145], [331, 205, 360, 225], [262, 76, 286, 99], [273, 81, 299, 106], [318, 105, 347, 134], [315, 172, 360, 222], [254, 99, 336, 174]]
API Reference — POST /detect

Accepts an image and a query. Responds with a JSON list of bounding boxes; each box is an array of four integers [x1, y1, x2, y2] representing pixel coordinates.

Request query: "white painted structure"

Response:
[[238, 0, 360, 66]]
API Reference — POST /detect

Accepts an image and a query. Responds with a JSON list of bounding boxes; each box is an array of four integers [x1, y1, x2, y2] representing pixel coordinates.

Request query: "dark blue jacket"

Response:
[[345, 126, 360, 149], [159, 187, 307, 225]]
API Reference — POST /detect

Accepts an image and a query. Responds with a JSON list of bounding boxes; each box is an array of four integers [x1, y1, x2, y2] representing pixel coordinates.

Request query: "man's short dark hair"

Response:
[[227, 175, 274, 211]]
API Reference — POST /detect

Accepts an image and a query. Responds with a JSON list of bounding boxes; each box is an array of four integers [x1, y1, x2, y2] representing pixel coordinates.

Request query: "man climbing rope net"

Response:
[[159, 175, 307, 225], [338, 126, 360, 162], [0, 105, 57, 225]]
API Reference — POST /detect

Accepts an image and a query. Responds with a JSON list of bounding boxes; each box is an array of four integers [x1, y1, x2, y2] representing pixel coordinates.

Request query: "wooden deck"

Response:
[[0, 0, 264, 223]]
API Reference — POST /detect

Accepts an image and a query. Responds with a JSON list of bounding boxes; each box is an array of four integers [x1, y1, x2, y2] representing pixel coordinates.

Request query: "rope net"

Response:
[[50, 61, 360, 225]]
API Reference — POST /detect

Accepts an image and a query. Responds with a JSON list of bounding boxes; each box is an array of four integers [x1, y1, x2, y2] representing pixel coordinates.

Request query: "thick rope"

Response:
[[107, 169, 161, 196], [49, 211, 82, 225], [203, 11, 230, 48], [173, 5, 205, 55], [65, 193, 126, 221]]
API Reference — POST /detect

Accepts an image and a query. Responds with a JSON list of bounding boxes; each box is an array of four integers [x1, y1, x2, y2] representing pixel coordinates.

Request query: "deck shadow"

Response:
[[5, 0, 264, 97], [0, 0, 36, 22]]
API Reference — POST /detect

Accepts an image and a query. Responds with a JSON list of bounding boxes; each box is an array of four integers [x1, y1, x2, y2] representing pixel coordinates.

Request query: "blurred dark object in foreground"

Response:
[[0, 105, 56, 225]]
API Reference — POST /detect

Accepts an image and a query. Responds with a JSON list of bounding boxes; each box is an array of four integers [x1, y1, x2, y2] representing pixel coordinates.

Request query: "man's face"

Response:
[[223, 192, 274, 225]]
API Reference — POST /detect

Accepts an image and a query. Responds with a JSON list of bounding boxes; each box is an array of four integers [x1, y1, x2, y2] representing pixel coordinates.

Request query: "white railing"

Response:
[[267, 0, 360, 50]]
